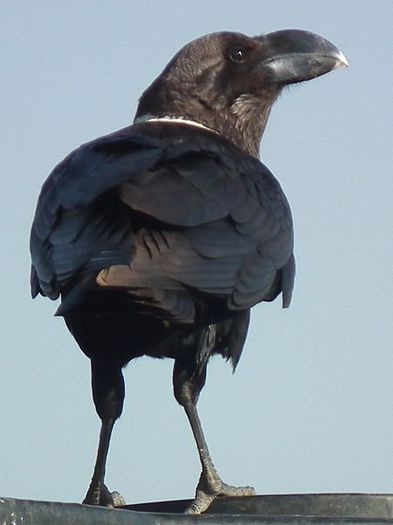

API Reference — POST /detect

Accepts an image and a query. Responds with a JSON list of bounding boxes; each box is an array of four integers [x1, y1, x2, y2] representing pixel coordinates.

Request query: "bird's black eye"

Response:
[[229, 46, 247, 63]]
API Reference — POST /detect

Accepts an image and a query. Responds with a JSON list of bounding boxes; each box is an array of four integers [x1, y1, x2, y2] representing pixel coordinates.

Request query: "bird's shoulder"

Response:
[[30, 120, 293, 305], [31, 119, 286, 236]]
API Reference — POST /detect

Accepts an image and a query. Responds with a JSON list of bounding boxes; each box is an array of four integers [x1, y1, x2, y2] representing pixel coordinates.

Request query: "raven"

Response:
[[30, 30, 347, 514]]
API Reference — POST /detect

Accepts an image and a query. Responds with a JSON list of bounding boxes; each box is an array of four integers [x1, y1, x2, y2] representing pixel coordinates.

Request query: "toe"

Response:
[[220, 483, 256, 497], [111, 490, 126, 507], [83, 482, 125, 507], [185, 490, 215, 514], [185, 476, 256, 514]]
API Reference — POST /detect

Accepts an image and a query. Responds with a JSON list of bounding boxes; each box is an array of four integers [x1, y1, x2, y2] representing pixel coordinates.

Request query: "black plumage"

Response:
[[30, 29, 347, 513]]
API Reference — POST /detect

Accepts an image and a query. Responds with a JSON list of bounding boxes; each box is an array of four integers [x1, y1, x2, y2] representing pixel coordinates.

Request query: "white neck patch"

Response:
[[134, 114, 217, 134]]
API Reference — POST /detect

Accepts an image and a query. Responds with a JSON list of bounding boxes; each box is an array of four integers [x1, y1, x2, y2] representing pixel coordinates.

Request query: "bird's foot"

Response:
[[83, 481, 126, 507], [185, 471, 256, 514]]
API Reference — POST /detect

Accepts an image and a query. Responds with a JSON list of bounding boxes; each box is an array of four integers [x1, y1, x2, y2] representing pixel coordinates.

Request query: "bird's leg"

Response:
[[183, 401, 256, 514], [173, 360, 255, 514], [83, 360, 126, 507], [83, 417, 124, 506]]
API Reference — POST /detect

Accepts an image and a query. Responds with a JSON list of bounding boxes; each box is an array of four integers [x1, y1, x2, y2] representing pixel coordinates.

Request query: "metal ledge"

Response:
[[1, 493, 393, 524]]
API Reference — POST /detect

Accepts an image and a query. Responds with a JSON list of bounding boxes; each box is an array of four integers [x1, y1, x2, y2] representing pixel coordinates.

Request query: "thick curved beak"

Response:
[[258, 29, 348, 84]]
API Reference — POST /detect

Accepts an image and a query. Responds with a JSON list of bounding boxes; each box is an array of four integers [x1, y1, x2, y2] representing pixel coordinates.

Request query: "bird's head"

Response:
[[135, 30, 348, 157]]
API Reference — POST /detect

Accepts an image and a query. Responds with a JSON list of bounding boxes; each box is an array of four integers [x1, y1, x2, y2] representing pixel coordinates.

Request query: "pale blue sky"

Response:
[[1, 0, 392, 505]]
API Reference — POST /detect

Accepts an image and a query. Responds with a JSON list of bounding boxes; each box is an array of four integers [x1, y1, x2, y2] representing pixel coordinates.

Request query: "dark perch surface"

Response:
[[125, 493, 393, 518], [1, 494, 393, 524]]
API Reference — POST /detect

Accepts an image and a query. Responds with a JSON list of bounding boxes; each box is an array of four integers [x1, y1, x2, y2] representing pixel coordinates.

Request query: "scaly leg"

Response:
[[83, 360, 126, 507], [183, 401, 255, 514], [83, 417, 124, 506], [173, 359, 255, 514]]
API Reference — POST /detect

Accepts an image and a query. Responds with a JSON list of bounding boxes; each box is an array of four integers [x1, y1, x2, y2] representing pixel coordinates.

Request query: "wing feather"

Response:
[[30, 123, 295, 319]]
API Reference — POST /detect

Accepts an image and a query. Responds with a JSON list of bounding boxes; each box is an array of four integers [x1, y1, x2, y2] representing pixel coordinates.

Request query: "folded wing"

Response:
[[30, 124, 295, 322]]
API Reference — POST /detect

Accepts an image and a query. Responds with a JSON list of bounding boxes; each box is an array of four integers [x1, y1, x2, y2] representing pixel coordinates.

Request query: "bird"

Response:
[[30, 29, 347, 514]]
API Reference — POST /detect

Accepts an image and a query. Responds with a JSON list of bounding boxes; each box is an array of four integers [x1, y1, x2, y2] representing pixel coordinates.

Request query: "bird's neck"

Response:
[[134, 109, 264, 159], [135, 82, 278, 159]]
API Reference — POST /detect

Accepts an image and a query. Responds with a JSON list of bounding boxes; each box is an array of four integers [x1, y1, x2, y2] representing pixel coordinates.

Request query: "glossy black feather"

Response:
[[29, 28, 346, 510], [31, 122, 294, 332]]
